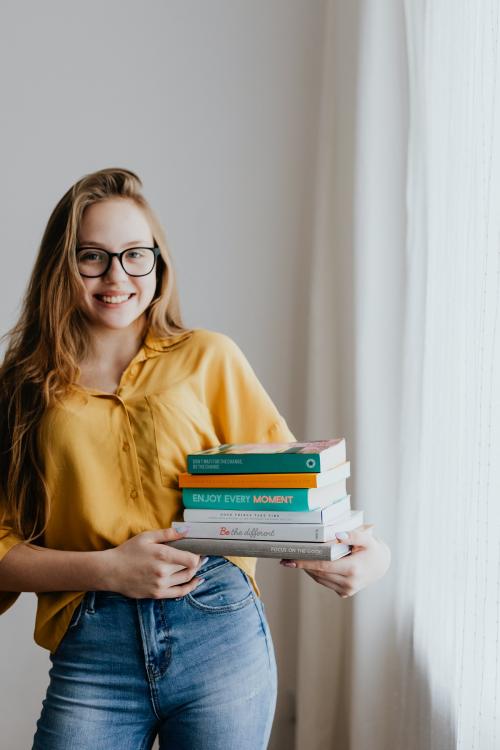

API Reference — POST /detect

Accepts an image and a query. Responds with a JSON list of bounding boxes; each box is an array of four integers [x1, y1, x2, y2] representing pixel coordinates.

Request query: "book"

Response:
[[183, 494, 351, 524], [178, 464, 349, 489], [187, 438, 346, 474], [182, 477, 348, 512], [167, 537, 352, 561], [172, 509, 363, 542]]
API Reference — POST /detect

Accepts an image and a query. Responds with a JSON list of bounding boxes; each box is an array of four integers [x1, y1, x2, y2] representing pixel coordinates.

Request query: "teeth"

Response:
[[100, 295, 131, 304]]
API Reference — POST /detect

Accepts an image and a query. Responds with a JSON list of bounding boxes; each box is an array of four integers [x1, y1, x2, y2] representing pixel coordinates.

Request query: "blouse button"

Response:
[[130, 488, 138, 499], [123, 441, 130, 452]]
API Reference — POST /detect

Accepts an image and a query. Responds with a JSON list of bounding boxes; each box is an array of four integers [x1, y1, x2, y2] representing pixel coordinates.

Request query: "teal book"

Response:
[[182, 477, 349, 512], [187, 438, 346, 474]]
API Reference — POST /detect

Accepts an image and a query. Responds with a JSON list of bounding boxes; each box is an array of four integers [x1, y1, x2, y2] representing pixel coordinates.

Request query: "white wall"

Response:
[[0, 2, 327, 748]]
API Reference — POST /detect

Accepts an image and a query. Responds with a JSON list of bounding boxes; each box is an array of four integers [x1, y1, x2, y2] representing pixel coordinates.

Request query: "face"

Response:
[[76, 198, 158, 333]]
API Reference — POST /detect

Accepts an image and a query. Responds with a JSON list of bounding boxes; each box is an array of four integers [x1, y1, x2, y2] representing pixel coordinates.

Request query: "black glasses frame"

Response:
[[76, 245, 161, 278]]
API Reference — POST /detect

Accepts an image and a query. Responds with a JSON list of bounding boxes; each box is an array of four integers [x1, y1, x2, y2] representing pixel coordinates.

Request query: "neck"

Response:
[[84, 316, 147, 371]]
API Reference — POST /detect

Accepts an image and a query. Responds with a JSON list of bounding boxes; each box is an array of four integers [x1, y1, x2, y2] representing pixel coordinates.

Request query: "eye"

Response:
[[78, 249, 107, 263], [125, 248, 147, 260]]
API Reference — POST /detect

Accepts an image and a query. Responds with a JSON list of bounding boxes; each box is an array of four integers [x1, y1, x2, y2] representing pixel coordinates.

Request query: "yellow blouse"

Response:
[[0, 328, 294, 654]]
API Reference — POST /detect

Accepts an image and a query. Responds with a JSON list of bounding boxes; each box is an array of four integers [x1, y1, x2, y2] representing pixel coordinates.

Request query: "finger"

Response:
[[282, 558, 350, 576], [322, 555, 361, 577], [307, 572, 347, 587], [160, 577, 205, 600], [169, 566, 203, 586], [157, 545, 201, 570], [335, 524, 375, 549], [143, 527, 186, 543]]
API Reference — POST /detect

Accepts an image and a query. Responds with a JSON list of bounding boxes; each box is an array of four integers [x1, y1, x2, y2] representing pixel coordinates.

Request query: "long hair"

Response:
[[0, 167, 188, 543]]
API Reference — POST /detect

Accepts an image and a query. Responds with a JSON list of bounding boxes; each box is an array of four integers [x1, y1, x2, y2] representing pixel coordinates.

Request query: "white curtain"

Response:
[[395, 2, 500, 748], [296, 1, 500, 749]]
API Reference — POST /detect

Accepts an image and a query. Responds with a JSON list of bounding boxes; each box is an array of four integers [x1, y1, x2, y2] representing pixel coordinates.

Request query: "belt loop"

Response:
[[86, 591, 96, 613]]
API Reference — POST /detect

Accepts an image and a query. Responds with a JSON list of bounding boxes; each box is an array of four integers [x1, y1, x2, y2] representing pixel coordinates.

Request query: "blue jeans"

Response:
[[32, 557, 277, 749]]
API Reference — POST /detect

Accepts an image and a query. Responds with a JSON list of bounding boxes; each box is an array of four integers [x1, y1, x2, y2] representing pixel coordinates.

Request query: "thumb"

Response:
[[335, 524, 375, 548], [147, 527, 187, 543]]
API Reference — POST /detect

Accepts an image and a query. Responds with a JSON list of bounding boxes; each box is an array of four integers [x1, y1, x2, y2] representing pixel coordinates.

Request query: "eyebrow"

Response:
[[77, 240, 152, 248]]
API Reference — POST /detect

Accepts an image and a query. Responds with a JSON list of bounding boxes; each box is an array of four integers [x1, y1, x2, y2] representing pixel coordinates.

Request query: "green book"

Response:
[[182, 476, 349, 512], [187, 438, 346, 474]]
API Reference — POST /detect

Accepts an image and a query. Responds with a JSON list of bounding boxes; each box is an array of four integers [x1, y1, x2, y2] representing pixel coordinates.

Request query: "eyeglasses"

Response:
[[76, 246, 161, 278]]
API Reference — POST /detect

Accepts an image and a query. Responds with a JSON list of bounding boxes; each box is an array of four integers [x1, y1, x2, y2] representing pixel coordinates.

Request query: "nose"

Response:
[[104, 255, 129, 281]]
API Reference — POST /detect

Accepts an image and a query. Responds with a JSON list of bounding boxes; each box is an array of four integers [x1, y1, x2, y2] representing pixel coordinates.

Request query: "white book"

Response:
[[167, 538, 351, 561], [172, 509, 363, 543], [183, 495, 351, 524]]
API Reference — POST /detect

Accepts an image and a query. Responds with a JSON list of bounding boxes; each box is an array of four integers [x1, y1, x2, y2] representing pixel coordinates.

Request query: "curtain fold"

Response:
[[296, 0, 407, 747], [295, 2, 360, 747], [394, 2, 500, 748], [298, 1, 500, 747]]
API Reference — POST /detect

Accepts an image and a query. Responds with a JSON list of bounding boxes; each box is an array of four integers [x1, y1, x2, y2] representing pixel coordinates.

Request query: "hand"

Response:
[[104, 528, 204, 599], [280, 524, 391, 598]]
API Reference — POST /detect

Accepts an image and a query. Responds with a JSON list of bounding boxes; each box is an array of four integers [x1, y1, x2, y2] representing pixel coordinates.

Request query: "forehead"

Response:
[[78, 199, 153, 246]]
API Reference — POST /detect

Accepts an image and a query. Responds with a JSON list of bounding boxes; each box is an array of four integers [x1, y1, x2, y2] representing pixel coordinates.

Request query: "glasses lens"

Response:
[[122, 248, 156, 276], [77, 249, 109, 277]]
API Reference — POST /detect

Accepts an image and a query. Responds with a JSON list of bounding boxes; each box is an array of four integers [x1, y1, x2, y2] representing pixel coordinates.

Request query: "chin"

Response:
[[85, 309, 148, 331]]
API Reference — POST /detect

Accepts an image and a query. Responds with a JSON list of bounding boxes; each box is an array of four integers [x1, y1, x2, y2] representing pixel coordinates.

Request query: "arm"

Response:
[[0, 541, 112, 592], [0, 528, 205, 599]]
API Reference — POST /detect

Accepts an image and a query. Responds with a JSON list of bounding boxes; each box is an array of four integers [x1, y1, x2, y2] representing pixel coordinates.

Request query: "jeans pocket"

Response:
[[186, 558, 254, 613]]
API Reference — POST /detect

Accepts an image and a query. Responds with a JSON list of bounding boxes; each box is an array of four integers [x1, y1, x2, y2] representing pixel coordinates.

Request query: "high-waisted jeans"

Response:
[[32, 557, 277, 750]]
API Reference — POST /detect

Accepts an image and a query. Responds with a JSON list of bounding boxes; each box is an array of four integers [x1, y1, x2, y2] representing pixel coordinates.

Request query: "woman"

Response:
[[0, 168, 390, 749]]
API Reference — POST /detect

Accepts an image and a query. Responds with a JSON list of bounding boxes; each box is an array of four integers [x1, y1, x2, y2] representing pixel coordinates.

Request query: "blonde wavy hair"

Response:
[[0, 167, 188, 543]]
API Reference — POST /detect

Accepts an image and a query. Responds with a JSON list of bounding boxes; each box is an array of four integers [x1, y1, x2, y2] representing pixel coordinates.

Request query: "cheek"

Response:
[[135, 276, 157, 306], [79, 279, 97, 305]]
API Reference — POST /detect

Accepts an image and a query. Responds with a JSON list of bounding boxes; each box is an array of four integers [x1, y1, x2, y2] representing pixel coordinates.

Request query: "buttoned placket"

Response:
[[91, 392, 144, 506], [91, 347, 150, 508]]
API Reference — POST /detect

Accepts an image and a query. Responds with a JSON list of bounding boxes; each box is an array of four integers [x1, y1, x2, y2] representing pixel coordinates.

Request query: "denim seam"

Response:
[[154, 601, 172, 678], [252, 598, 274, 675], [198, 557, 232, 574], [185, 563, 255, 613], [185, 590, 254, 614], [135, 600, 162, 721]]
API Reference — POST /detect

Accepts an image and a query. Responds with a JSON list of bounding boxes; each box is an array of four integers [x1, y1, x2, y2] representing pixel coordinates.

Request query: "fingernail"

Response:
[[177, 524, 191, 534], [195, 578, 205, 586], [336, 532, 349, 541], [280, 560, 297, 568]]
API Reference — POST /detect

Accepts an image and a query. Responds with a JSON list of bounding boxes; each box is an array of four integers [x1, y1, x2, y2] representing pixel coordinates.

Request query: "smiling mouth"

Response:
[[94, 293, 135, 305]]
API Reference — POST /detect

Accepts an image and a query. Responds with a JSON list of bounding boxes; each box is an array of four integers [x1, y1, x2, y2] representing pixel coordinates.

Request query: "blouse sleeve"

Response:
[[0, 495, 23, 615], [204, 333, 297, 445]]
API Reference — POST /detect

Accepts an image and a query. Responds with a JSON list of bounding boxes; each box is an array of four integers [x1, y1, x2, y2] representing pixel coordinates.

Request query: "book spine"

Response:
[[188, 453, 323, 474], [182, 487, 316, 512], [183, 508, 326, 523], [179, 472, 322, 489], [183, 495, 351, 524], [179, 468, 349, 489], [167, 537, 351, 561], [173, 522, 339, 542]]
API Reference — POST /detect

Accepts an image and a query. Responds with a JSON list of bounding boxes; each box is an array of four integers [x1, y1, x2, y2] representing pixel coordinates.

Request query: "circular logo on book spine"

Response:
[[306, 458, 316, 468]]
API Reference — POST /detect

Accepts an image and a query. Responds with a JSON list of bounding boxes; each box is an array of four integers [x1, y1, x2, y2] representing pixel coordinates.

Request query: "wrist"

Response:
[[92, 548, 117, 591]]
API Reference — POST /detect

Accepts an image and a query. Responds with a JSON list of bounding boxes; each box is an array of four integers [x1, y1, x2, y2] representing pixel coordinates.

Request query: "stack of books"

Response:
[[169, 439, 362, 561]]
